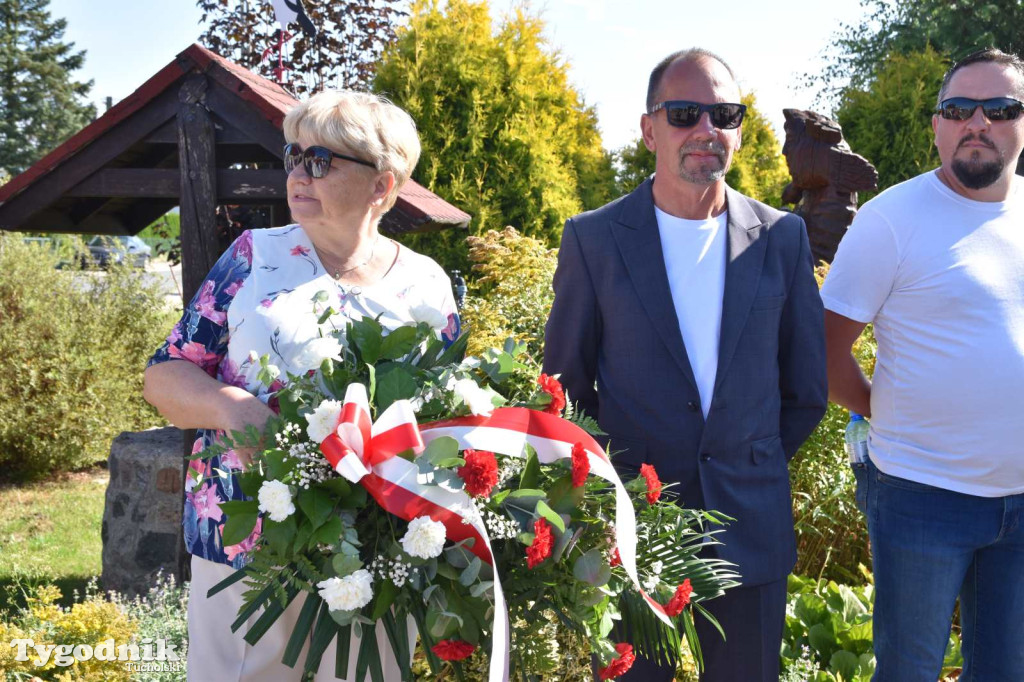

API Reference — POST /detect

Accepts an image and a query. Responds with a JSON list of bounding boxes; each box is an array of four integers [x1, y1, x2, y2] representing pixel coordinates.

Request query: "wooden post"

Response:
[[175, 73, 219, 584]]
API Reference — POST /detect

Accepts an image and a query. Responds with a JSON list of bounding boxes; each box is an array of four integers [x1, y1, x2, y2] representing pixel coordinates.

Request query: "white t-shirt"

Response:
[[655, 207, 728, 418], [821, 170, 1024, 497]]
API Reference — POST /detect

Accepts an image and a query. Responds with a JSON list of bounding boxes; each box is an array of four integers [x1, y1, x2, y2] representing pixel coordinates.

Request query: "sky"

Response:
[[49, 0, 869, 152]]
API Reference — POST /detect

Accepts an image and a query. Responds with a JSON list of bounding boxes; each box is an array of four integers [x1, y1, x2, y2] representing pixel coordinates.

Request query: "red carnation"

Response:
[[571, 442, 590, 487], [664, 579, 693, 617], [598, 642, 636, 680], [457, 449, 499, 498], [432, 639, 476, 661], [537, 373, 566, 415], [526, 518, 554, 568], [609, 547, 621, 567], [639, 463, 662, 504]]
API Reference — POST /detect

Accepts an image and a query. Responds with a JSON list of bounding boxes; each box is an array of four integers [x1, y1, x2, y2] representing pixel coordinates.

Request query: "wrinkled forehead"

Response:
[[945, 62, 1024, 100]]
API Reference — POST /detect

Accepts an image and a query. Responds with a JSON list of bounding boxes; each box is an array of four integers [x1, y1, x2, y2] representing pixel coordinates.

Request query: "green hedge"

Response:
[[0, 235, 174, 481]]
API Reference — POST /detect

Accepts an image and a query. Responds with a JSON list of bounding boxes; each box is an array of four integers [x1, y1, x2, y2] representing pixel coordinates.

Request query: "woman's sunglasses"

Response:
[[648, 100, 747, 130], [936, 97, 1024, 122], [283, 143, 376, 178]]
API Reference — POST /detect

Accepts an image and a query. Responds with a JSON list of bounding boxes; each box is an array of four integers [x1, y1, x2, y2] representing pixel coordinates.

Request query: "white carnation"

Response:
[[409, 302, 448, 337], [452, 378, 494, 417], [305, 399, 343, 443], [257, 480, 295, 522], [317, 570, 374, 612], [289, 335, 343, 373], [400, 515, 447, 559]]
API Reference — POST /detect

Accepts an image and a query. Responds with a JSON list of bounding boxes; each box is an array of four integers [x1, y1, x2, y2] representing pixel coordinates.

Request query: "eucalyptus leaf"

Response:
[[573, 548, 612, 587], [535, 500, 566, 533]]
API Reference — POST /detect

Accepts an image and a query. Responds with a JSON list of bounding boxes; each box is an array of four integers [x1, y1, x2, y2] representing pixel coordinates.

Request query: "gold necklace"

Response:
[[320, 235, 379, 280]]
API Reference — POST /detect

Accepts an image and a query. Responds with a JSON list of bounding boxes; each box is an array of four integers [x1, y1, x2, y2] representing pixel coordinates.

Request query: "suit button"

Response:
[[700, 453, 712, 462], [687, 401, 699, 412]]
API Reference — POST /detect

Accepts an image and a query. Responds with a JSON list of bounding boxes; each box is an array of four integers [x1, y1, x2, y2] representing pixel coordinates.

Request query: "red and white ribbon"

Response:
[[319, 384, 508, 682], [317, 387, 670, 682]]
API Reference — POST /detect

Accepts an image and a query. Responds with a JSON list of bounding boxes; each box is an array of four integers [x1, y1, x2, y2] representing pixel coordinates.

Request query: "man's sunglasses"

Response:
[[283, 143, 376, 178], [935, 97, 1024, 122], [648, 100, 747, 130]]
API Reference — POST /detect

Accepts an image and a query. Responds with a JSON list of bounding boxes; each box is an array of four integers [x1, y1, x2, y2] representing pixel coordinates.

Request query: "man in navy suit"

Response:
[[543, 49, 827, 681]]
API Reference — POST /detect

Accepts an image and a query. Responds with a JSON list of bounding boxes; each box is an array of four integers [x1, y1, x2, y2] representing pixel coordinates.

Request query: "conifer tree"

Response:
[[373, 0, 616, 270], [0, 0, 95, 176]]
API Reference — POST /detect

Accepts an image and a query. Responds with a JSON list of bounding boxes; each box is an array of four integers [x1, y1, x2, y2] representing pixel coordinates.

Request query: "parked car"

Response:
[[82, 235, 152, 268]]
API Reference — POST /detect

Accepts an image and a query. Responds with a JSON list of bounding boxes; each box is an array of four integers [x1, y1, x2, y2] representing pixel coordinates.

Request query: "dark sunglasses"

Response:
[[935, 97, 1024, 121], [648, 100, 747, 129], [283, 143, 376, 178]]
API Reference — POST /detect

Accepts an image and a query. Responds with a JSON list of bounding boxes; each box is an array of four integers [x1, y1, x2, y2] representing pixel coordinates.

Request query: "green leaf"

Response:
[[265, 450, 296, 481], [380, 325, 420, 360], [311, 516, 344, 548], [519, 449, 540, 489], [375, 364, 419, 412], [547, 473, 586, 515], [830, 650, 861, 680], [369, 577, 400, 620], [459, 557, 482, 586], [298, 487, 335, 528], [262, 515, 298, 556], [319, 477, 351, 497], [317, 306, 337, 324], [573, 548, 612, 587], [808, 622, 837, 657], [220, 511, 259, 547], [421, 437, 460, 465], [293, 520, 315, 555], [535, 499, 566, 533], [332, 554, 363, 577], [337, 484, 368, 509], [350, 317, 384, 364]]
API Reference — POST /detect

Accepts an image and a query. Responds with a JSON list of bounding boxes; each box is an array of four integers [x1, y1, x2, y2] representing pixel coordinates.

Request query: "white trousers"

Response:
[[187, 556, 413, 682]]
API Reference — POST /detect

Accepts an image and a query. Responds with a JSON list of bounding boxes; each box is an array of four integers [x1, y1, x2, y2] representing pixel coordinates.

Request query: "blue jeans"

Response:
[[854, 458, 1024, 681]]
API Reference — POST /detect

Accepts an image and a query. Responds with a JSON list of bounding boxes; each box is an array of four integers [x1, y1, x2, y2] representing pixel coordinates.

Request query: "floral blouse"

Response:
[[148, 225, 460, 567]]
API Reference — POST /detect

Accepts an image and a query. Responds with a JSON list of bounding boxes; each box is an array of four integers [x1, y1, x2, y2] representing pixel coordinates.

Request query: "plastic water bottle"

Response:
[[845, 413, 870, 464]]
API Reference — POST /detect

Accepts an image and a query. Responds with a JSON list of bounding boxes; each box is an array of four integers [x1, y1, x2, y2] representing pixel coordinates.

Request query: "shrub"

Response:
[[781, 573, 963, 681], [0, 575, 189, 681], [0, 234, 174, 481], [460, 227, 556, 365]]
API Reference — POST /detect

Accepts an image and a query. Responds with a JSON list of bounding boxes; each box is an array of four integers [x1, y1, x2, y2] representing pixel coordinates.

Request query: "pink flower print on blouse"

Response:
[[169, 341, 220, 374], [290, 245, 310, 256], [220, 448, 244, 470], [224, 517, 262, 562], [260, 298, 274, 308], [224, 279, 245, 297], [189, 483, 224, 523], [231, 229, 253, 265], [442, 313, 459, 341], [167, 322, 183, 345], [219, 357, 248, 389], [194, 280, 227, 325], [185, 454, 210, 488]]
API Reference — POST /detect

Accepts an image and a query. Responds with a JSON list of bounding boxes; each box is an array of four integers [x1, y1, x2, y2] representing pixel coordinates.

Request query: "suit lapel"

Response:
[[610, 180, 699, 393], [714, 187, 768, 395]]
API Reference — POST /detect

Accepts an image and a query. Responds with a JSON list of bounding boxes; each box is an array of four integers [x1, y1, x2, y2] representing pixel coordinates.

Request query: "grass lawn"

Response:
[[0, 467, 107, 612]]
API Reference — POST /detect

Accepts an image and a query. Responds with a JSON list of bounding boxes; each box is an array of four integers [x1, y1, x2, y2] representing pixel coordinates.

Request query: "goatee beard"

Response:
[[677, 142, 727, 184], [951, 152, 1005, 189]]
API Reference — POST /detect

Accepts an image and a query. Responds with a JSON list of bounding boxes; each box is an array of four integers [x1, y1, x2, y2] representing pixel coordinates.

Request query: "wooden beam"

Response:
[[204, 85, 285, 158], [146, 116, 258, 145], [0, 88, 178, 231], [66, 168, 286, 200], [177, 73, 220, 304]]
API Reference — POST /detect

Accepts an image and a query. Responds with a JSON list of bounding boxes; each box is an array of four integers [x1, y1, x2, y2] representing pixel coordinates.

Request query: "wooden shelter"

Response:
[[0, 43, 470, 303]]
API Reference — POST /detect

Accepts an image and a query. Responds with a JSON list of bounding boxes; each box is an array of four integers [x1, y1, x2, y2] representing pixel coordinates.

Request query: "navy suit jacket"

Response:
[[543, 178, 828, 586]]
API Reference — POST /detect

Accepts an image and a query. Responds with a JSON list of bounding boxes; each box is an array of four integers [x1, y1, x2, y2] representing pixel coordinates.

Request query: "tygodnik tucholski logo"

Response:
[[9, 636, 183, 672]]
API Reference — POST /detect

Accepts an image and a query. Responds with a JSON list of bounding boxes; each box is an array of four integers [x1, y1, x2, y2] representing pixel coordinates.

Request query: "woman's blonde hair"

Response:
[[283, 90, 421, 211]]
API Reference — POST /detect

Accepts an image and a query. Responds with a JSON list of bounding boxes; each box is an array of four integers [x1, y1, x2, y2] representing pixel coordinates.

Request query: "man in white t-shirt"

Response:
[[544, 49, 827, 681], [822, 48, 1024, 681]]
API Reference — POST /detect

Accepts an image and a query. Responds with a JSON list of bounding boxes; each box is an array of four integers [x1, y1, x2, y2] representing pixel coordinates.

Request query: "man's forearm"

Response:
[[828, 353, 871, 417]]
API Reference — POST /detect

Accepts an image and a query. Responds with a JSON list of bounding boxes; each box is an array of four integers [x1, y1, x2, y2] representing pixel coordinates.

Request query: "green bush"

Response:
[[781, 574, 963, 681], [0, 234, 174, 481]]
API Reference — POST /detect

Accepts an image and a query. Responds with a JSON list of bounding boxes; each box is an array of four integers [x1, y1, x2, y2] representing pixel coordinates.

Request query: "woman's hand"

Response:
[[145, 360, 276, 468], [219, 387, 276, 468]]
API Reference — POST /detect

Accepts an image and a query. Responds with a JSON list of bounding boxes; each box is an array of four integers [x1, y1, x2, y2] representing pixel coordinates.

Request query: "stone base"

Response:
[[101, 426, 184, 597]]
